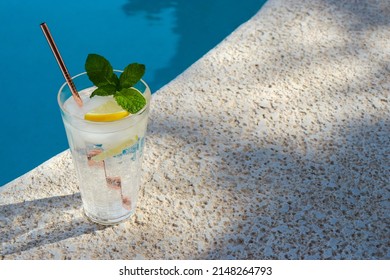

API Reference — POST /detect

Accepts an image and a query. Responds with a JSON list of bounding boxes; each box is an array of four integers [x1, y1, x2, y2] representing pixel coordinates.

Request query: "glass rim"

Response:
[[57, 70, 151, 124]]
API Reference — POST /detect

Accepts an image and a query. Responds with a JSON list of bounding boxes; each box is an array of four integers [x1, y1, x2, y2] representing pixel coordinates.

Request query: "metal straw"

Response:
[[40, 22, 83, 107]]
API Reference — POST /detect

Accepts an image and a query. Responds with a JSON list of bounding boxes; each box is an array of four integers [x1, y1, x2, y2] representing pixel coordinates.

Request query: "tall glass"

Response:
[[58, 71, 151, 225]]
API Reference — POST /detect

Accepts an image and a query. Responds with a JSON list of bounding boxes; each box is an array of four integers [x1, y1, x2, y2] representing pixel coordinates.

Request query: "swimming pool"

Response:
[[0, 0, 266, 186]]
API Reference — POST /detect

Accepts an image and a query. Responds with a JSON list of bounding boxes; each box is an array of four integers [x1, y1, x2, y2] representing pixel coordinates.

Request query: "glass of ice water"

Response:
[[57, 71, 151, 225]]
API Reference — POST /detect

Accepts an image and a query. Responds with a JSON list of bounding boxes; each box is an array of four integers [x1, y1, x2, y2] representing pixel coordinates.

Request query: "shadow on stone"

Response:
[[0, 193, 106, 258]]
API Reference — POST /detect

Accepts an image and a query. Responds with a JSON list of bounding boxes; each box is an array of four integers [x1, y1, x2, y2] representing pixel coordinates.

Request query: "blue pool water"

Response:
[[0, 0, 266, 186]]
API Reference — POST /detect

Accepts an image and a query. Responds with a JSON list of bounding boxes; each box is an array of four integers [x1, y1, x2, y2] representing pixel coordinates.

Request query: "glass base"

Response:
[[83, 208, 135, 225]]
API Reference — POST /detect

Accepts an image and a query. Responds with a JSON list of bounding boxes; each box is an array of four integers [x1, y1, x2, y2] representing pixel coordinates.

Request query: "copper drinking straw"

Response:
[[40, 22, 83, 107]]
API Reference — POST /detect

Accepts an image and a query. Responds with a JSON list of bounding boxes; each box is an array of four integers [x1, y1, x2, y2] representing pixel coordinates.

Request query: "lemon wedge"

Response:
[[84, 100, 129, 122], [92, 136, 138, 161]]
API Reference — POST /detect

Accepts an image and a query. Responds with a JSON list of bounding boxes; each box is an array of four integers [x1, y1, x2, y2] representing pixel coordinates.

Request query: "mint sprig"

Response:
[[85, 54, 146, 114]]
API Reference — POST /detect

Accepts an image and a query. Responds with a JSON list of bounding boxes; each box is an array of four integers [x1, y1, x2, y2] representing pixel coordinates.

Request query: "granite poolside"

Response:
[[1, 0, 389, 259]]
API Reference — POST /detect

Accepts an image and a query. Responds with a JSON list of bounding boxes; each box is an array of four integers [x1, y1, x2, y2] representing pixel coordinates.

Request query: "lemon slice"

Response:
[[84, 100, 129, 122], [92, 136, 138, 161]]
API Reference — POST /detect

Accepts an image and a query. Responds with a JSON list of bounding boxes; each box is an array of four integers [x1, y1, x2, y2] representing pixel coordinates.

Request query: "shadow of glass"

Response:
[[0, 193, 104, 257]]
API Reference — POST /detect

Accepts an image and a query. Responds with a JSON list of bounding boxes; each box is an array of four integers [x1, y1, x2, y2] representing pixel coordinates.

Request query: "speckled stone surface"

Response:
[[1, 0, 389, 259]]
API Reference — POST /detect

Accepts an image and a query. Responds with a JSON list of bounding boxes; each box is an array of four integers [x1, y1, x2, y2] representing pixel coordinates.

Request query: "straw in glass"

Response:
[[40, 22, 83, 107], [87, 149, 130, 210]]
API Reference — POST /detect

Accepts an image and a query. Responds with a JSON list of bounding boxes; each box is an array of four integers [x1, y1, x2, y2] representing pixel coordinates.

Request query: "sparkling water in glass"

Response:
[[58, 71, 151, 225]]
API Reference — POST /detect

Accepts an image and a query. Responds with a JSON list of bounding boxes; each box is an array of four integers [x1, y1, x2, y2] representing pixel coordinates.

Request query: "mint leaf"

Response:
[[85, 54, 118, 87], [119, 63, 145, 89], [114, 88, 146, 114], [85, 54, 147, 115], [90, 84, 117, 97]]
